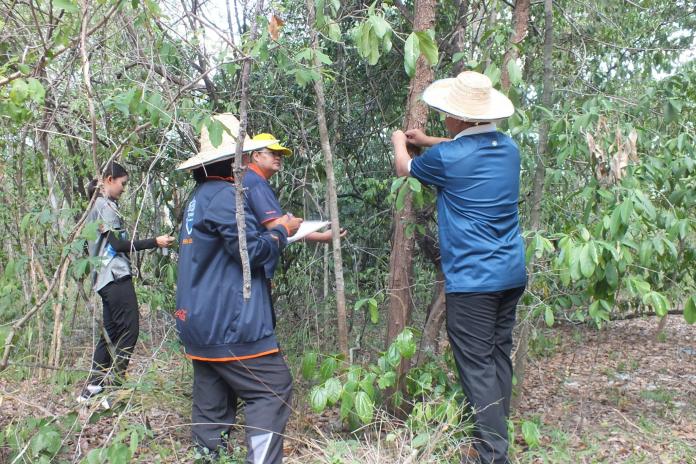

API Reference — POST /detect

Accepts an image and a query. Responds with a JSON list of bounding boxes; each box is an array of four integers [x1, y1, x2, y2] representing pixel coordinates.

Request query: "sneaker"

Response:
[[77, 384, 104, 403]]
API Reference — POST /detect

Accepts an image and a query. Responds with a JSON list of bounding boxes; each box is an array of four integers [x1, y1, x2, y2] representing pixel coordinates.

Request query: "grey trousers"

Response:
[[191, 353, 293, 464], [446, 287, 525, 464]]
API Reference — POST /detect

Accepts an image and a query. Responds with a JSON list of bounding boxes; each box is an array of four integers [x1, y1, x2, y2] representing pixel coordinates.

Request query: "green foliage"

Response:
[[302, 329, 419, 425]]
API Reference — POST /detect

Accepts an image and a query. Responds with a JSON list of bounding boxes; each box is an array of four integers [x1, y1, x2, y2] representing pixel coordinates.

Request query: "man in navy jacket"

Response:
[[175, 114, 302, 463]]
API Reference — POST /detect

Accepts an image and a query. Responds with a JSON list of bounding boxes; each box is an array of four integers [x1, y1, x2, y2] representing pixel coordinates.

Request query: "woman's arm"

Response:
[[105, 231, 172, 252]]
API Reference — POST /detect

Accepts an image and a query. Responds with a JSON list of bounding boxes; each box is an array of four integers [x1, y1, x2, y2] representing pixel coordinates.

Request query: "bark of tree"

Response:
[[501, 0, 531, 91], [232, 0, 264, 300], [386, 0, 437, 396], [511, 0, 554, 411], [307, 0, 349, 358]]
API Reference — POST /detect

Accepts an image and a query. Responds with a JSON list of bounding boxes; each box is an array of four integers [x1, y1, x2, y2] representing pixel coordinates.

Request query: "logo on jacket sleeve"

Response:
[[185, 199, 196, 235], [174, 309, 187, 321]]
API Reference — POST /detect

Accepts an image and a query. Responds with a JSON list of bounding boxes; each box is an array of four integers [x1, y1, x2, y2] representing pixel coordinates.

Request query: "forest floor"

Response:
[[0, 315, 694, 463]]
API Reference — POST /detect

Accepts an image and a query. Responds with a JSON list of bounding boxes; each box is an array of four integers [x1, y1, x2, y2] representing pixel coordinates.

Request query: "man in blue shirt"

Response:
[[392, 71, 526, 464]]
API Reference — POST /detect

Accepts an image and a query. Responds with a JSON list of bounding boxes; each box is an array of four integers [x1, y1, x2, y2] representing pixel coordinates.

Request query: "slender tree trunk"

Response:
[[501, 0, 531, 91], [387, 0, 436, 347], [306, 0, 349, 358], [232, 0, 264, 300], [512, 0, 554, 411], [417, 271, 445, 365]]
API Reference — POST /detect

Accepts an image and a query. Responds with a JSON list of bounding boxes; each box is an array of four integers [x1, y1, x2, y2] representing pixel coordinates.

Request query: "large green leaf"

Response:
[[684, 296, 696, 325], [579, 243, 596, 278], [354, 391, 374, 424], [301, 352, 317, 380], [403, 32, 419, 77], [324, 378, 342, 404], [309, 385, 328, 412], [415, 30, 438, 66]]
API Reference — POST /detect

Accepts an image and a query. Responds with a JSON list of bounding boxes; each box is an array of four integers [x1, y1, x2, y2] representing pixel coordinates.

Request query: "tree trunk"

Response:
[[232, 0, 264, 300], [501, 0, 531, 92], [306, 0, 349, 358], [417, 271, 446, 365], [385, 0, 437, 406], [511, 0, 554, 411], [387, 0, 437, 344]]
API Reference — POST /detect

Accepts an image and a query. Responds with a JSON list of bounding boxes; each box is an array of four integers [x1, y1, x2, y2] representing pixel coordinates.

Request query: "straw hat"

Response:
[[176, 114, 278, 171], [251, 133, 292, 156], [422, 71, 514, 122]]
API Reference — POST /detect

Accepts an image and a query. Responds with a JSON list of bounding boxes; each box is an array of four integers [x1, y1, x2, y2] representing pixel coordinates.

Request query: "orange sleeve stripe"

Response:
[[185, 348, 279, 362], [261, 216, 281, 224]]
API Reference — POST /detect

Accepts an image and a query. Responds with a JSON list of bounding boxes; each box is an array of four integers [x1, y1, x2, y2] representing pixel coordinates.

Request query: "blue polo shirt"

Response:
[[410, 124, 527, 293], [243, 166, 284, 225]]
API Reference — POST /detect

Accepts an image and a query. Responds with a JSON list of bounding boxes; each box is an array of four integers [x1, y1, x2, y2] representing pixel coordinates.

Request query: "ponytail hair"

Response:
[[87, 161, 129, 199], [87, 178, 100, 199]]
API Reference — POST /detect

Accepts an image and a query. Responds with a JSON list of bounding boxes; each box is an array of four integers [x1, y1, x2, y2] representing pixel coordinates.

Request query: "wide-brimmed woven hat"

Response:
[[251, 133, 292, 156], [176, 114, 278, 171], [422, 71, 514, 122]]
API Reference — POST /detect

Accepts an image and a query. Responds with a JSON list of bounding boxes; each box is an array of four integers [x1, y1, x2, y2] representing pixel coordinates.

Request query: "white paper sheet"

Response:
[[287, 220, 330, 243]]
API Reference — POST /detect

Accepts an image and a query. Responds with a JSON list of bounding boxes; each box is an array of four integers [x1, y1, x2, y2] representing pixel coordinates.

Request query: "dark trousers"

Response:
[[446, 286, 525, 464], [191, 353, 293, 464], [89, 277, 139, 385]]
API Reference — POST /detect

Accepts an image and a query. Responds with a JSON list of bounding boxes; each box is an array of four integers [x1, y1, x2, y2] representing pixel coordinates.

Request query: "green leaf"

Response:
[[31, 427, 61, 457], [339, 390, 354, 419], [328, 22, 342, 41], [412, 432, 430, 449], [309, 385, 328, 412], [506, 59, 523, 86], [395, 182, 409, 210], [579, 243, 596, 278], [315, 50, 333, 65], [319, 356, 337, 381], [368, 299, 379, 324], [106, 443, 132, 463], [407, 177, 422, 193], [377, 371, 396, 389], [368, 15, 390, 39], [415, 31, 438, 66], [26, 78, 45, 104], [452, 52, 466, 63], [604, 261, 618, 289], [354, 391, 374, 424], [663, 99, 681, 125], [324, 378, 342, 404], [484, 64, 501, 86], [626, 277, 651, 297], [395, 329, 416, 358], [521, 421, 540, 448], [53, 0, 79, 13], [206, 119, 225, 148], [385, 344, 401, 368], [684, 296, 696, 325], [544, 306, 554, 327], [403, 32, 419, 77], [301, 352, 317, 380], [9, 79, 28, 104], [643, 291, 669, 317], [638, 240, 652, 266]]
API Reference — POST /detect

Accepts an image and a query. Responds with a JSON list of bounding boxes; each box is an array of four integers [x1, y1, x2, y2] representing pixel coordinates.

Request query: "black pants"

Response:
[[191, 354, 292, 464], [89, 277, 139, 385], [446, 286, 525, 464]]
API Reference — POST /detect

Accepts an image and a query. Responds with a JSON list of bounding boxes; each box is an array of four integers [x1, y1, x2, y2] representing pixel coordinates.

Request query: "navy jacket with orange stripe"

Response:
[[175, 179, 288, 361]]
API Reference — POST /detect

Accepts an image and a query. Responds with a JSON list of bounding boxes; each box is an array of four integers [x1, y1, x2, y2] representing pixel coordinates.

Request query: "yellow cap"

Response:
[[251, 133, 292, 156]]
